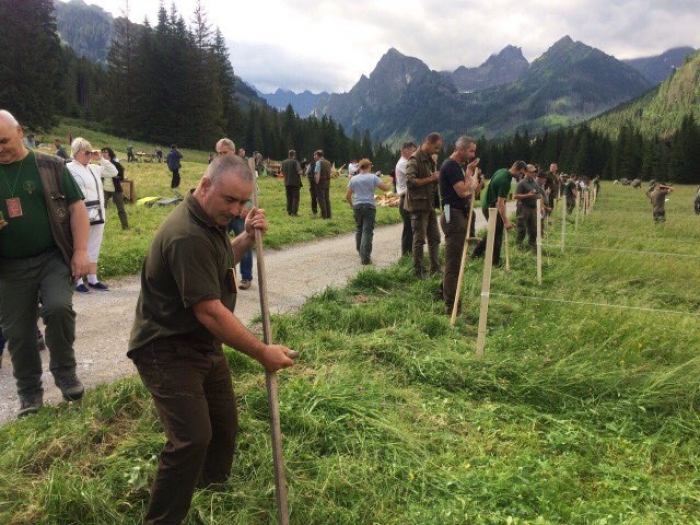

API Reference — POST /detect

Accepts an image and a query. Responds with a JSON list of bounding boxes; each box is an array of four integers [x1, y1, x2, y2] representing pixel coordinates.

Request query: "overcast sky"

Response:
[[70, 0, 699, 94]]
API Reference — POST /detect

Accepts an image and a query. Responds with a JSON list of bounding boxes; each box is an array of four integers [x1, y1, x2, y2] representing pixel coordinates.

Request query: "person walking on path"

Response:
[[166, 144, 183, 189], [100, 147, 129, 230], [472, 161, 525, 266], [281, 149, 303, 216], [346, 159, 392, 265], [405, 132, 443, 277], [68, 138, 117, 293], [314, 150, 332, 219], [438, 136, 480, 314], [395, 141, 417, 256], [128, 153, 296, 525], [0, 110, 91, 417], [514, 164, 540, 252], [217, 138, 254, 290]]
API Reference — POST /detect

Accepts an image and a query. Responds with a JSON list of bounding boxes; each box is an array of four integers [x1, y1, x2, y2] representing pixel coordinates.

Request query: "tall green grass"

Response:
[[0, 183, 699, 524]]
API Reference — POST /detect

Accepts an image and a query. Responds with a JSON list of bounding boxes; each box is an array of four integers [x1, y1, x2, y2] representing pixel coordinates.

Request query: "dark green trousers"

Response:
[[0, 249, 77, 398]]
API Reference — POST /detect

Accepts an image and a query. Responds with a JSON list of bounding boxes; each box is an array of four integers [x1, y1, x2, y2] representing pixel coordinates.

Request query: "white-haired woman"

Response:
[[67, 137, 117, 292]]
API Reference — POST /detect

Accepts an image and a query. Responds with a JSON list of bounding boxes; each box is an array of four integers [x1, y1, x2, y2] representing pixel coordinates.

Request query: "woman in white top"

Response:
[[67, 137, 117, 293]]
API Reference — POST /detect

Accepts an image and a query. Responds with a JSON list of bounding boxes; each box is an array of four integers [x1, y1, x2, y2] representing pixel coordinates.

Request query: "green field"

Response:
[[1, 183, 698, 524], [36, 120, 402, 278]]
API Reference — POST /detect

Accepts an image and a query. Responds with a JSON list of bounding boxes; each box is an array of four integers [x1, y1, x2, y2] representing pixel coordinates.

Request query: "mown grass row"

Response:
[[0, 183, 699, 524]]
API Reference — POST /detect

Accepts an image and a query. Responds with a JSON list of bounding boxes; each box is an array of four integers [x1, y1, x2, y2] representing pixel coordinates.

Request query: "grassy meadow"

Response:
[[35, 120, 402, 278], [0, 183, 698, 524]]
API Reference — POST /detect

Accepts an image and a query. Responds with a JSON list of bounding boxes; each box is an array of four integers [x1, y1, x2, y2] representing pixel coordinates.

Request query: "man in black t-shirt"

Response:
[[438, 135, 479, 314]]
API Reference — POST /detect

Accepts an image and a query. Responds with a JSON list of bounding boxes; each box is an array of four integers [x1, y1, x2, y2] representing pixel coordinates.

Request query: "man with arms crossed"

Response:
[[405, 132, 443, 277], [128, 154, 296, 525]]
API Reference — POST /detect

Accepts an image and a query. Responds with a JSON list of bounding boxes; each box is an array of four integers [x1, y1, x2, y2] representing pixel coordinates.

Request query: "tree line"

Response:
[[1, 0, 698, 184]]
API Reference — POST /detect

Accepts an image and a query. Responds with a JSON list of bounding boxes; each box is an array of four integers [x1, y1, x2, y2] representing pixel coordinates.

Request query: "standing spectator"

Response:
[[314, 149, 332, 219], [238, 148, 246, 158], [0, 110, 90, 417], [564, 174, 578, 214], [651, 183, 673, 223], [101, 147, 130, 230], [281, 149, 303, 216], [546, 162, 560, 204], [395, 141, 417, 256], [167, 144, 183, 189], [155, 147, 163, 163], [217, 139, 254, 290], [405, 132, 442, 277], [535, 170, 552, 230], [346, 159, 392, 265], [472, 161, 525, 266], [127, 145, 136, 163], [54, 139, 69, 162], [514, 164, 540, 252], [439, 136, 479, 313], [67, 137, 117, 292], [348, 159, 359, 177], [306, 159, 318, 216]]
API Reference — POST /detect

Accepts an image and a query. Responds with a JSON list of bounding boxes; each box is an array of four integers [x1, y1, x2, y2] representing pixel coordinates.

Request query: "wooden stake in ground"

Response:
[[536, 198, 543, 285], [476, 208, 498, 358], [251, 183, 292, 525], [504, 223, 511, 271], [561, 198, 567, 252], [450, 195, 476, 327], [574, 191, 580, 231]]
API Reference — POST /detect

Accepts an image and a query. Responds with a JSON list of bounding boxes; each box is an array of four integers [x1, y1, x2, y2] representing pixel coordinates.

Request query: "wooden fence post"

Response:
[[476, 208, 497, 358], [536, 198, 543, 285], [561, 198, 566, 253]]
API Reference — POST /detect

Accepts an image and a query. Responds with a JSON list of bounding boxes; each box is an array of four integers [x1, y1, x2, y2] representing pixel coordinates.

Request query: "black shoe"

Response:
[[53, 371, 84, 401], [18, 393, 44, 418]]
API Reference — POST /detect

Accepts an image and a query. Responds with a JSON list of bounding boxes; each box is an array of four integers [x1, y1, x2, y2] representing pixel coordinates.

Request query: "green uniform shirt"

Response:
[[0, 151, 83, 258], [482, 168, 513, 211], [128, 192, 238, 354]]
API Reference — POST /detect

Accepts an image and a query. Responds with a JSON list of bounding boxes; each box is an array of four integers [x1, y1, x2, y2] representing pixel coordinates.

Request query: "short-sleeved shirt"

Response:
[[482, 168, 512, 211], [439, 158, 469, 212], [348, 172, 382, 206], [128, 192, 238, 355], [395, 156, 409, 196], [0, 150, 83, 258], [515, 177, 540, 209]]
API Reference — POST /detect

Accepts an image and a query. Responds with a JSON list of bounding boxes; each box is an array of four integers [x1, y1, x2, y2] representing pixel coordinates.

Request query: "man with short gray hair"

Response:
[[128, 153, 297, 525], [281, 149, 303, 216]]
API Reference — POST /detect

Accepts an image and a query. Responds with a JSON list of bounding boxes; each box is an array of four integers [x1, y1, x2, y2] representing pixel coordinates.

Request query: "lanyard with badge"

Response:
[[1, 156, 26, 219]]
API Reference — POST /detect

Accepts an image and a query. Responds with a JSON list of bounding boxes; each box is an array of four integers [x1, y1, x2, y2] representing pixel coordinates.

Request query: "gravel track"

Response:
[[0, 206, 510, 424]]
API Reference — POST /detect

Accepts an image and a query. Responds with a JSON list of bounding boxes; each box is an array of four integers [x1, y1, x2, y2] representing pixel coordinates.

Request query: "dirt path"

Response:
[[0, 206, 512, 424]]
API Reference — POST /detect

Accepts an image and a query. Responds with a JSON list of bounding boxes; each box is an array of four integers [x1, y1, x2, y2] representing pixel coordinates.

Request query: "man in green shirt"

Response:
[[0, 109, 91, 417], [472, 161, 526, 266], [128, 154, 297, 525]]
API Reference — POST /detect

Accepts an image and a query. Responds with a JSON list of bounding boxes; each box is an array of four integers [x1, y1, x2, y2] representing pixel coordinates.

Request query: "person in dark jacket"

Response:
[[166, 144, 183, 189], [101, 148, 129, 230], [280, 149, 303, 216]]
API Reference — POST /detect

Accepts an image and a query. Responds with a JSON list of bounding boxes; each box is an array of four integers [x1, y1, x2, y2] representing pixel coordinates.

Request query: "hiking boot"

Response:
[[53, 371, 84, 401], [238, 280, 252, 290], [18, 393, 44, 418]]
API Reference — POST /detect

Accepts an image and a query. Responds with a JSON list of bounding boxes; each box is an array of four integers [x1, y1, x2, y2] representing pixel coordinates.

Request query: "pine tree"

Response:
[[0, 0, 64, 130]]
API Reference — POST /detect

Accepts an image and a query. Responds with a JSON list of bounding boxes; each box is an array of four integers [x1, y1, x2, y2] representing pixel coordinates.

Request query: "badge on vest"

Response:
[[6, 197, 23, 218]]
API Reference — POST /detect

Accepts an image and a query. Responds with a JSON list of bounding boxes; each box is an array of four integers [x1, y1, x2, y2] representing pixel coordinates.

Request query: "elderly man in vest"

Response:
[[0, 109, 90, 417], [404, 132, 443, 277]]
